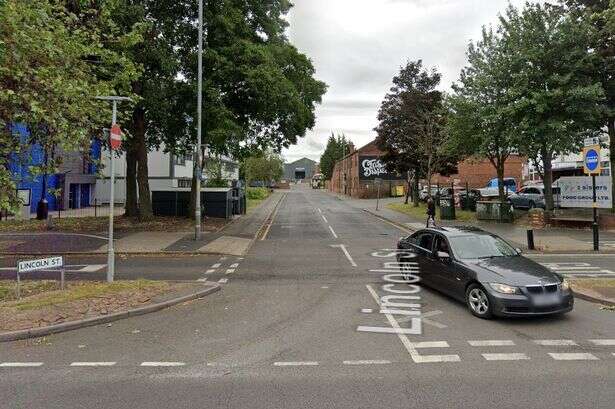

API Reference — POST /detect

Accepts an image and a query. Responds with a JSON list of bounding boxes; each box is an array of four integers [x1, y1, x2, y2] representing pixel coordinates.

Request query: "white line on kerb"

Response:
[[211, 263, 221, 269], [197, 278, 208, 282], [321, 215, 329, 223], [274, 362, 319, 366], [589, 339, 615, 346], [0, 362, 43, 367], [70, 362, 116, 367], [469, 340, 515, 347], [206, 269, 215, 273], [330, 244, 357, 267], [343, 360, 391, 365], [548, 353, 598, 361], [364, 285, 460, 364], [218, 278, 228, 284], [225, 269, 235, 274], [482, 353, 529, 361], [534, 340, 577, 346], [141, 362, 185, 367], [229, 263, 239, 268], [328, 225, 338, 239]]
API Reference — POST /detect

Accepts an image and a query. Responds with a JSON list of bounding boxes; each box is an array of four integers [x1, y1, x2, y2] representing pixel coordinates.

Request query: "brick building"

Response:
[[431, 155, 525, 188], [329, 140, 405, 198]]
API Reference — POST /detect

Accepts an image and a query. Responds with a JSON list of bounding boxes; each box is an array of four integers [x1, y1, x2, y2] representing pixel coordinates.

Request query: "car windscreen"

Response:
[[449, 235, 518, 259]]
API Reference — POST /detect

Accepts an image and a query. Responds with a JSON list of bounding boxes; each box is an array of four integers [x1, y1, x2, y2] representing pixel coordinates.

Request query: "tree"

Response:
[[447, 27, 517, 202], [502, 3, 604, 211], [243, 152, 284, 184], [375, 60, 454, 205], [0, 0, 138, 214], [319, 133, 353, 180], [563, 0, 615, 212]]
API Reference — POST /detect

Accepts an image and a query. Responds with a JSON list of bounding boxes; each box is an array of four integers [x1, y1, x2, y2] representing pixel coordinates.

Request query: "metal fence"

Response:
[[0, 199, 125, 221]]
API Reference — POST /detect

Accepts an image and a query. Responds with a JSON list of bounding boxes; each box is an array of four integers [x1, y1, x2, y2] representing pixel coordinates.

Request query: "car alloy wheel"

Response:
[[466, 284, 492, 319]]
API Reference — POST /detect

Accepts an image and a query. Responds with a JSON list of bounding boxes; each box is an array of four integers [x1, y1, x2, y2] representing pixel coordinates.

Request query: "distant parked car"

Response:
[[249, 180, 266, 188], [508, 185, 561, 210], [478, 178, 517, 198]]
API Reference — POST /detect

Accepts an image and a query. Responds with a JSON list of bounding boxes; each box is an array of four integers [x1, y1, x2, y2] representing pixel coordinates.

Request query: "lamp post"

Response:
[[96, 96, 132, 283], [195, 0, 204, 240]]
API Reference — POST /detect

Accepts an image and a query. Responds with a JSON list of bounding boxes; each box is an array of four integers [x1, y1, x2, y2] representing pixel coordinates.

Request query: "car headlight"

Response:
[[489, 283, 520, 294], [560, 278, 570, 291]]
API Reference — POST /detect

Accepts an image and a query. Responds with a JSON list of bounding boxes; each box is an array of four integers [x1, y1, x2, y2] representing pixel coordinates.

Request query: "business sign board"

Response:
[[18, 256, 63, 273], [358, 156, 403, 181], [558, 176, 612, 209]]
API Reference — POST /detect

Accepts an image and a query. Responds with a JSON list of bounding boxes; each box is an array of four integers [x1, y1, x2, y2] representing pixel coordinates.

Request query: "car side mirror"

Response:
[[437, 251, 451, 261]]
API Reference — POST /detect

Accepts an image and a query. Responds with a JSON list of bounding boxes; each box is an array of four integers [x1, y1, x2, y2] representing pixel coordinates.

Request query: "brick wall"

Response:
[[430, 155, 525, 188]]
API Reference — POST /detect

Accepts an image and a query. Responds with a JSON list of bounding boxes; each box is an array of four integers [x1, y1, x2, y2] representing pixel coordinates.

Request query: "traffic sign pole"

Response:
[[107, 100, 117, 282], [592, 174, 599, 251], [583, 144, 601, 252]]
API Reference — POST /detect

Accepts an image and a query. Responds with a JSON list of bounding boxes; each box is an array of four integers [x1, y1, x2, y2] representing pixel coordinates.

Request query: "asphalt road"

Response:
[[2, 185, 615, 409]]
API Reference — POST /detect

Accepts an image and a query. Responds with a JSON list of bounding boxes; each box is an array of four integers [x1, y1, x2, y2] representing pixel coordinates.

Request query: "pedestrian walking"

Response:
[[426, 196, 436, 227]]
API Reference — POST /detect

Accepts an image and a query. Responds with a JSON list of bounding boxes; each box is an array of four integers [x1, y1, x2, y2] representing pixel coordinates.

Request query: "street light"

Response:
[[195, 0, 204, 240], [96, 95, 132, 283]]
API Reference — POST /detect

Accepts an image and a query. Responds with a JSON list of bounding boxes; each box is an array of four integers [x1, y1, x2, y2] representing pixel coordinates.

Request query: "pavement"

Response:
[[2, 183, 615, 408], [0, 192, 282, 256]]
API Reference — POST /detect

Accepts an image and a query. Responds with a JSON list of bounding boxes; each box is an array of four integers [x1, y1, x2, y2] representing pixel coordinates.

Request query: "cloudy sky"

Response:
[[282, 0, 542, 163]]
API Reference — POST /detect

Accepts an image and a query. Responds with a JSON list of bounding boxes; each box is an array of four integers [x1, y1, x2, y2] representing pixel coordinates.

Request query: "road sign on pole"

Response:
[[110, 124, 122, 151], [583, 145, 601, 175]]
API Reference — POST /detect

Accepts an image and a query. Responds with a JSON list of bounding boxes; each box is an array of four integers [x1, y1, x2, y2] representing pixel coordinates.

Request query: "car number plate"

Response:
[[532, 295, 559, 307]]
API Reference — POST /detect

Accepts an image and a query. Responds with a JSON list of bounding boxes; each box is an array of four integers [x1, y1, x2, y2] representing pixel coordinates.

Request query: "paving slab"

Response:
[[198, 236, 252, 256], [97, 231, 188, 253]]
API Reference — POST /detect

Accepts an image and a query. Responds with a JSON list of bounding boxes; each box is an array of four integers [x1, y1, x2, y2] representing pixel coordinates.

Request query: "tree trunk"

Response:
[[541, 145, 554, 214], [124, 144, 138, 217], [413, 176, 419, 207], [133, 107, 153, 221], [609, 119, 615, 213], [496, 160, 505, 203], [404, 171, 411, 205]]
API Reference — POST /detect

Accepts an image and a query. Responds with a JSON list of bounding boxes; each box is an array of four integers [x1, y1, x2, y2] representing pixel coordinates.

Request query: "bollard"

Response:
[[527, 229, 535, 250]]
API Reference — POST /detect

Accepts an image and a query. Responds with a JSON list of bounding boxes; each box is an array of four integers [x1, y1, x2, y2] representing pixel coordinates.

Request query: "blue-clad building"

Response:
[[8, 123, 101, 214]]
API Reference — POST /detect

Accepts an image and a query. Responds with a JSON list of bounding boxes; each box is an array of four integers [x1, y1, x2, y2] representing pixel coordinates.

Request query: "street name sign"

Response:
[[18, 256, 63, 273]]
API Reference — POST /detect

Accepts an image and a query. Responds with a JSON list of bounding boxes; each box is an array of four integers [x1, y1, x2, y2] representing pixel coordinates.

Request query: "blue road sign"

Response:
[[585, 148, 600, 172]]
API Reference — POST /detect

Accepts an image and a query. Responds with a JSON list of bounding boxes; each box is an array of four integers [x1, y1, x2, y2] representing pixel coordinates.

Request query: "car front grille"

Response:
[[525, 284, 558, 294]]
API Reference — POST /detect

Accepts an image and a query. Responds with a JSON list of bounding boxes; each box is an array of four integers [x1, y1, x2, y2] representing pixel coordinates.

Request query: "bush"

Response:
[[246, 187, 270, 200]]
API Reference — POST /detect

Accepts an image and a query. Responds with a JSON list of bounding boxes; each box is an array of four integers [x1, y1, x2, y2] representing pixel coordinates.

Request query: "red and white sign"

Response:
[[110, 124, 122, 150]]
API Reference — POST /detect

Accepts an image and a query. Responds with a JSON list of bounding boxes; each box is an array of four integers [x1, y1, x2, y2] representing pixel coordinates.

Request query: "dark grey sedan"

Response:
[[396, 226, 573, 319]]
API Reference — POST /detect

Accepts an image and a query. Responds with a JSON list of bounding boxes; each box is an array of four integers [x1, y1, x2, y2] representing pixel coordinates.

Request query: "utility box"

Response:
[[202, 187, 233, 219], [152, 187, 234, 219]]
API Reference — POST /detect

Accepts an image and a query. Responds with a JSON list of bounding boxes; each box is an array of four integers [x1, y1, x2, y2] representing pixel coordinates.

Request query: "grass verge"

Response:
[[246, 188, 271, 213], [0, 279, 168, 311], [386, 202, 476, 223]]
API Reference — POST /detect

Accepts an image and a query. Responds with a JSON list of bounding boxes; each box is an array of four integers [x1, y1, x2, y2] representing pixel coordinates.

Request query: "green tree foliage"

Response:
[[563, 0, 615, 211], [243, 152, 284, 184], [0, 0, 138, 213], [319, 133, 353, 180], [447, 27, 517, 202], [502, 3, 604, 211], [375, 60, 456, 204]]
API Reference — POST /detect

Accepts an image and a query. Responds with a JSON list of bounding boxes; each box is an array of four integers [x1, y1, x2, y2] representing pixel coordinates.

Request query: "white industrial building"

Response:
[[96, 147, 239, 204]]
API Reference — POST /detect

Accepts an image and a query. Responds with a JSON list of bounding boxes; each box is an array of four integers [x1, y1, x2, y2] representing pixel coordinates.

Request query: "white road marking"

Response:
[[274, 362, 319, 366], [469, 340, 515, 347], [361, 308, 373, 313], [548, 353, 598, 361], [211, 263, 221, 268], [317, 208, 322, 213], [225, 269, 235, 274], [206, 269, 215, 274], [78, 264, 107, 272], [218, 278, 228, 284], [328, 225, 338, 239], [321, 215, 329, 223], [0, 362, 43, 367], [220, 256, 228, 261], [330, 244, 357, 267], [197, 278, 208, 282], [363, 285, 460, 363], [482, 353, 529, 361], [410, 341, 449, 348], [397, 310, 447, 329], [70, 362, 116, 367], [140, 362, 185, 367], [343, 360, 391, 365], [534, 340, 577, 346], [229, 263, 239, 268], [589, 339, 615, 346]]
